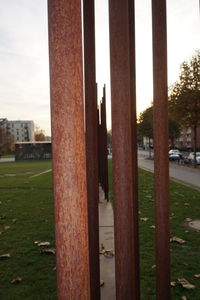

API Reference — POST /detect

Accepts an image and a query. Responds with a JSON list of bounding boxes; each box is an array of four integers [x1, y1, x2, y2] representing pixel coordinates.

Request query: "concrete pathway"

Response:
[[138, 156, 200, 191], [99, 188, 115, 300]]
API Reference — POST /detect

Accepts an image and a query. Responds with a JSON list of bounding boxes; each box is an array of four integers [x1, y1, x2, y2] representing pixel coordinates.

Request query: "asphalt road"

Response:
[[138, 151, 200, 191]]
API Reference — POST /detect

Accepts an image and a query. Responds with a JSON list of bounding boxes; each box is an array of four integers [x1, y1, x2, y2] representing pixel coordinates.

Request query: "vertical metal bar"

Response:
[[48, 1, 90, 299], [152, 1, 170, 299], [109, 0, 140, 299], [83, 0, 100, 299]]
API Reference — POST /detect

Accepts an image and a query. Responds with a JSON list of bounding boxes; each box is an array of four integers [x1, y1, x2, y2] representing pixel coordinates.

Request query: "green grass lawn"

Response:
[[0, 160, 200, 299], [0, 160, 55, 300]]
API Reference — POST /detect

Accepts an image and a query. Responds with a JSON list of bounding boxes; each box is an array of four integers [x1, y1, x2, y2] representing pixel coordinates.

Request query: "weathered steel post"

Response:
[[48, 1, 90, 299], [152, 0, 170, 299], [109, 0, 140, 298], [83, 0, 100, 299]]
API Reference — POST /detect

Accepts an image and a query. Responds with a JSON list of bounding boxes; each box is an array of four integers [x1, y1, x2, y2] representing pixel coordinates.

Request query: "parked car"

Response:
[[184, 152, 200, 165], [169, 149, 182, 160]]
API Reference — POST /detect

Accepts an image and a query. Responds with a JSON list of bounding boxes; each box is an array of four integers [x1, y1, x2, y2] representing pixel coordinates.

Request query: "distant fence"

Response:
[[15, 142, 51, 160]]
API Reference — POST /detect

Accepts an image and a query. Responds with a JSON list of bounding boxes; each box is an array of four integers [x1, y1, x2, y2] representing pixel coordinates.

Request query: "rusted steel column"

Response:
[[101, 86, 109, 201], [83, 0, 100, 299], [152, 1, 170, 299], [109, 0, 140, 299], [48, 1, 90, 299]]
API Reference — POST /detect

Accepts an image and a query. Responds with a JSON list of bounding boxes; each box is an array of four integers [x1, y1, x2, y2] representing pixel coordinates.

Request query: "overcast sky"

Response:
[[0, 0, 199, 135]]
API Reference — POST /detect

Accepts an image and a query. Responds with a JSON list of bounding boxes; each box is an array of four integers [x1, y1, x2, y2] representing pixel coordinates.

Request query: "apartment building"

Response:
[[0, 118, 35, 142]]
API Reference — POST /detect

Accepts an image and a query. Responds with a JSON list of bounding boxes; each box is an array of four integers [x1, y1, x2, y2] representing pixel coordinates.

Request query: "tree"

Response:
[[35, 132, 45, 141], [168, 117, 181, 148], [138, 106, 153, 157], [138, 105, 181, 155], [169, 50, 200, 163], [0, 127, 14, 156]]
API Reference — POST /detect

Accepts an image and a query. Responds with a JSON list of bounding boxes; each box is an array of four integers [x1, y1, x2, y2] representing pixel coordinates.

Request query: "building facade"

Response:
[[0, 118, 35, 142], [175, 126, 200, 150]]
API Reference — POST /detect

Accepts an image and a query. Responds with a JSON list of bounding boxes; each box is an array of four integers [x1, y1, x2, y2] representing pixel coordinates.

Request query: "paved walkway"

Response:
[[99, 188, 115, 300], [138, 156, 200, 191]]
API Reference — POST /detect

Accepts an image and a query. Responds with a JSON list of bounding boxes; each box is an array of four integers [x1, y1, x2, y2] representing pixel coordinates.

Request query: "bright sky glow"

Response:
[[0, 0, 199, 135]]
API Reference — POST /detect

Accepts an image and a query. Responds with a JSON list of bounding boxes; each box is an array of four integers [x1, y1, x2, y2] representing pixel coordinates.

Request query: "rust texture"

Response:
[[83, 0, 100, 299], [152, 0, 170, 299], [109, 0, 140, 299], [48, 1, 90, 299]]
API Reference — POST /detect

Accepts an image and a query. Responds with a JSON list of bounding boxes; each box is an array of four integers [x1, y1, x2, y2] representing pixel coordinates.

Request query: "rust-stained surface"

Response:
[[152, 0, 170, 299], [109, 0, 140, 299], [48, 1, 90, 299], [83, 0, 100, 299]]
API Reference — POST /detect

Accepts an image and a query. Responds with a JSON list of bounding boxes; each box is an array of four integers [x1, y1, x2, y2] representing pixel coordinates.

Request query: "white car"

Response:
[[186, 152, 200, 165], [169, 149, 182, 160]]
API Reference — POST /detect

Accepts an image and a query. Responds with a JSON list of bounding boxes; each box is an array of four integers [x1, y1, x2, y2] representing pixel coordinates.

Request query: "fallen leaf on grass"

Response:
[[140, 217, 149, 222], [151, 265, 156, 270], [145, 195, 152, 199], [0, 253, 11, 259], [40, 248, 55, 255], [0, 214, 6, 219], [178, 278, 195, 290], [194, 274, 200, 278], [4, 226, 10, 230], [170, 281, 176, 287], [12, 219, 17, 223], [170, 237, 186, 244], [37, 242, 50, 247], [184, 203, 190, 207], [11, 277, 22, 284], [34, 241, 40, 244], [150, 225, 155, 229], [100, 280, 105, 287], [185, 218, 192, 222], [0, 231, 4, 235], [181, 296, 187, 300]]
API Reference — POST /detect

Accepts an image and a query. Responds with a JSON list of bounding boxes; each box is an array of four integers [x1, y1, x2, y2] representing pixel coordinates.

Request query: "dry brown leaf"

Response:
[[140, 217, 149, 222], [99, 244, 106, 254], [150, 225, 155, 229], [181, 296, 187, 300], [103, 249, 115, 258], [194, 274, 200, 278], [0, 214, 6, 219], [184, 203, 190, 206], [178, 278, 195, 290], [11, 277, 22, 284], [0, 253, 11, 259], [170, 237, 186, 244], [170, 281, 176, 287], [40, 248, 55, 255], [37, 242, 50, 247], [151, 265, 156, 270], [0, 231, 4, 235], [12, 219, 17, 223], [4, 226, 10, 230], [185, 218, 192, 222], [145, 195, 152, 199]]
